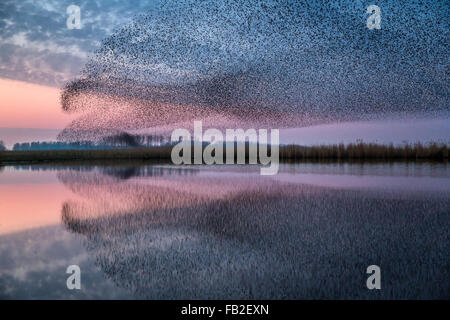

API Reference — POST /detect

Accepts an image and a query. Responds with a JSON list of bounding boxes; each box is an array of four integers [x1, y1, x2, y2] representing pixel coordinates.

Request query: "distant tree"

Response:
[[7, 134, 170, 151], [101, 133, 139, 148], [0, 140, 6, 151]]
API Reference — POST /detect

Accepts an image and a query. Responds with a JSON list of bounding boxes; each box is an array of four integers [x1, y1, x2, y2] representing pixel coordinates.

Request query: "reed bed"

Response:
[[279, 142, 448, 161], [0, 146, 173, 163], [0, 142, 447, 163]]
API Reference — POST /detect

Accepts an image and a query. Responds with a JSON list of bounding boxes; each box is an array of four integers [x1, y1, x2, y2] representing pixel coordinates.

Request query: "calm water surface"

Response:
[[0, 163, 449, 299]]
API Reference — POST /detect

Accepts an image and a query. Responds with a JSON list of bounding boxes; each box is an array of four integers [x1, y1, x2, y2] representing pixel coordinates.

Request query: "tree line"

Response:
[[9, 133, 174, 151]]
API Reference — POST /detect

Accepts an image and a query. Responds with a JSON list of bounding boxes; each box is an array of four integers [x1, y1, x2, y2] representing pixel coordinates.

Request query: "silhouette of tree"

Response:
[[8, 133, 174, 151]]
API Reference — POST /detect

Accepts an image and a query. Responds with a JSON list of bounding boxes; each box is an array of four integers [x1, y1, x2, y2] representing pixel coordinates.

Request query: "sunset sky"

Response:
[[0, 78, 73, 129], [0, 0, 448, 148], [1, 76, 448, 148]]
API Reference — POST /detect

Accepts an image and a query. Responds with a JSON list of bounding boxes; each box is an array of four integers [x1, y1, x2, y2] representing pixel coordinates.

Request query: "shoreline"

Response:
[[0, 142, 448, 165]]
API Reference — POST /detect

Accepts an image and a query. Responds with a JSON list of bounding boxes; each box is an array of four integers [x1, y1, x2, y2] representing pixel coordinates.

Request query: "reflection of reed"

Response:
[[59, 166, 449, 299], [7, 162, 198, 176]]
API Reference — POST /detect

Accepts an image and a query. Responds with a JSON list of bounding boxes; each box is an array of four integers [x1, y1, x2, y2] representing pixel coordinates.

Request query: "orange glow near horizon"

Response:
[[0, 78, 74, 129], [0, 183, 78, 235]]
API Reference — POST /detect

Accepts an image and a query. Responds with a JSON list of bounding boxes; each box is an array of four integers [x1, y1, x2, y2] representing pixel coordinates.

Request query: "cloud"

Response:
[[0, 0, 160, 87]]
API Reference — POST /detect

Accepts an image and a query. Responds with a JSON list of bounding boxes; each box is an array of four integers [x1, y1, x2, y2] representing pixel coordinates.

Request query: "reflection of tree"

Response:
[[59, 166, 450, 299], [6, 162, 197, 179]]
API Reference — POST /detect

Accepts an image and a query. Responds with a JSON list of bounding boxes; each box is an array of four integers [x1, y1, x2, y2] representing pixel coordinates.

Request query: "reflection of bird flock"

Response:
[[58, 0, 448, 143], [59, 165, 449, 299]]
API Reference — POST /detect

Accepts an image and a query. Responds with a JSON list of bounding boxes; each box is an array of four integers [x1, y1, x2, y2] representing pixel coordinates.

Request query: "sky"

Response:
[[0, 0, 160, 146], [0, 0, 448, 148]]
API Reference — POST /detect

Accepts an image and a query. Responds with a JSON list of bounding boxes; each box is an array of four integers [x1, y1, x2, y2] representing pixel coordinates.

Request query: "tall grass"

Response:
[[0, 146, 172, 163], [0, 142, 447, 163], [279, 142, 448, 161]]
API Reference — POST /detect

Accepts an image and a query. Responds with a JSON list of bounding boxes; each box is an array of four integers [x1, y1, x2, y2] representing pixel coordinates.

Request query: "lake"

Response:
[[0, 162, 448, 299]]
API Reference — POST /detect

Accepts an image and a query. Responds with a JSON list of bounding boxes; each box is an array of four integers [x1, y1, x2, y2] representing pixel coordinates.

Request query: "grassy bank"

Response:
[[0, 142, 447, 164], [279, 142, 448, 161], [0, 146, 173, 163]]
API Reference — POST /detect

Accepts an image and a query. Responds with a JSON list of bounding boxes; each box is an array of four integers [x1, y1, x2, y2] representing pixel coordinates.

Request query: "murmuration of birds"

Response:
[[58, 0, 449, 143]]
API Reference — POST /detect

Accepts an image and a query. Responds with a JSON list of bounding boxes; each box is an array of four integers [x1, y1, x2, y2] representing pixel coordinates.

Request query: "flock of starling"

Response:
[[58, 0, 449, 142]]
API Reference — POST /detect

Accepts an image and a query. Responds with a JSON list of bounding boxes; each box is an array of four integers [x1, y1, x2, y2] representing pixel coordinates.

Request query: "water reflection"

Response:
[[7, 161, 450, 178], [6, 162, 197, 177], [58, 164, 449, 299]]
